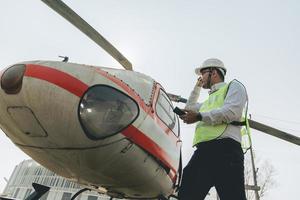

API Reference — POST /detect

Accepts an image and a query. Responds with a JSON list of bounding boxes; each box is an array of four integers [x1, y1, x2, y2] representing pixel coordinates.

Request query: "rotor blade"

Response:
[[248, 119, 300, 146], [41, 0, 133, 70]]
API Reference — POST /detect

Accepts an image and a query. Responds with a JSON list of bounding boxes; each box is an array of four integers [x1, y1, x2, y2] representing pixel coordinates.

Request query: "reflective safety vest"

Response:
[[193, 80, 251, 149]]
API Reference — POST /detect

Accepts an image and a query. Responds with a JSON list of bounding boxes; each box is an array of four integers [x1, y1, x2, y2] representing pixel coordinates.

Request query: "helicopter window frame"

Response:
[[155, 89, 179, 137], [78, 84, 140, 140]]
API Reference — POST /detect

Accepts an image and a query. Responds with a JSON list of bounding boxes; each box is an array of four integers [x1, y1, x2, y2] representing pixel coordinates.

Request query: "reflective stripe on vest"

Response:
[[193, 83, 230, 146]]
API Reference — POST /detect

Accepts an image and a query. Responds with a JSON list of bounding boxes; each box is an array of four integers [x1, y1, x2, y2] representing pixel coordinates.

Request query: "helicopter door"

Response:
[[155, 88, 179, 137], [154, 87, 181, 182]]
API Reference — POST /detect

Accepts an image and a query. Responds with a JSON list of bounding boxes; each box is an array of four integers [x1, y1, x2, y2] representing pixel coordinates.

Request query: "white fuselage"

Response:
[[0, 61, 181, 199]]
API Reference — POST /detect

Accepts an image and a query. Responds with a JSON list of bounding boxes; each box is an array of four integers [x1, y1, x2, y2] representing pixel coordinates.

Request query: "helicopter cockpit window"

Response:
[[78, 85, 139, 140], [155, 89, 179, 136]]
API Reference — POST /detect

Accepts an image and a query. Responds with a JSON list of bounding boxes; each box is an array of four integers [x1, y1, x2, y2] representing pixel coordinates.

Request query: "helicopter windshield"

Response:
[[78, 85, 139, 140]]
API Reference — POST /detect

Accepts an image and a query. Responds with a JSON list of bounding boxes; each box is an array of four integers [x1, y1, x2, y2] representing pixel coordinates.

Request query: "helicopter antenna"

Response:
[[58, 55, 69, 62], [41, 0, 133, 70]]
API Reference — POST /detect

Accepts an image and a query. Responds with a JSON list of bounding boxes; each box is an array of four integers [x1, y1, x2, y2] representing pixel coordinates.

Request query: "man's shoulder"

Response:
[[228, 79, 247, 93]]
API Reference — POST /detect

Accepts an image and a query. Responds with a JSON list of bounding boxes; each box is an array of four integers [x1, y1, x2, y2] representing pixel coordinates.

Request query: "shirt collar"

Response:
[[209, 82, 226, 94]]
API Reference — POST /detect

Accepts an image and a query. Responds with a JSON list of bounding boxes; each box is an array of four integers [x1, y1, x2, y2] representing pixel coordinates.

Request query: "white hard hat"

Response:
[[195, 58, 227, 76]]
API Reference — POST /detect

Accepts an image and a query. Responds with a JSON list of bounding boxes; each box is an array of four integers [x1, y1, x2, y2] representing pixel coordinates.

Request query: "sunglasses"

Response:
[[200, 69, 211, 75]]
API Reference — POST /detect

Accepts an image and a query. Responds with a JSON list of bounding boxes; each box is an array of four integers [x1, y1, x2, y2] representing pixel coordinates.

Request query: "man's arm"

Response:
[[184, 79, 202, 111]]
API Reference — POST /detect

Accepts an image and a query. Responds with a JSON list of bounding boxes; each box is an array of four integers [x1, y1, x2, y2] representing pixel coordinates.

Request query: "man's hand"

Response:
[[180, 110, 200, 124], [196, 76, 203, 87]]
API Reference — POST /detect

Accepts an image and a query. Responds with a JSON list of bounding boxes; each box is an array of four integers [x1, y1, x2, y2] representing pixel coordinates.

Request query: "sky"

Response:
[[0, 0, 300, 199]]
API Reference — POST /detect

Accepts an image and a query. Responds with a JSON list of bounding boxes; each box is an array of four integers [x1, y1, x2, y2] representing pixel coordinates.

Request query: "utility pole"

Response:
[[249, 145, 260, 200]]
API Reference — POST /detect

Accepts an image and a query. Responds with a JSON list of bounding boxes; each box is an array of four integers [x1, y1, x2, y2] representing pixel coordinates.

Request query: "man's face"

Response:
[[200, 69, 211, 89]]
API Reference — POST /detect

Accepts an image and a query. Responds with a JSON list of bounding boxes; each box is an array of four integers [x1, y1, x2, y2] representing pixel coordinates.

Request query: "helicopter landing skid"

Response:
[[158, 194, 179, 200], [168, 194, 179, 199], [70, 188, 91, 200]]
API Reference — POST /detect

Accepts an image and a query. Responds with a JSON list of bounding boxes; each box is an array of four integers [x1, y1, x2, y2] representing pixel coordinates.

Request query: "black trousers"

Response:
[[178, 138, 246, 200]]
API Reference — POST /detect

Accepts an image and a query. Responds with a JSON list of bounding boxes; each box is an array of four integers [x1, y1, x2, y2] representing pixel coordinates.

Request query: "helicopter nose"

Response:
[[1, 64, 26, 94]]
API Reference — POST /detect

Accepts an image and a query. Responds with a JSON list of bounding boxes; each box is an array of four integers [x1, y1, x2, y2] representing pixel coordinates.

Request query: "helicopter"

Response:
[[0, 0, 299, 200]]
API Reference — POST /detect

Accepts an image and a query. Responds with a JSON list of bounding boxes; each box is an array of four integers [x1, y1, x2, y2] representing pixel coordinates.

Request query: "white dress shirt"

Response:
[[185, 80, 248, 143]]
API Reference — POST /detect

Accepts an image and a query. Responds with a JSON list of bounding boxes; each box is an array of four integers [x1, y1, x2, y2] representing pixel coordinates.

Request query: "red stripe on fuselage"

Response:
[[122, 125, 176, 173], [25, 64, 88, 97], [23, 64, 177, 177]]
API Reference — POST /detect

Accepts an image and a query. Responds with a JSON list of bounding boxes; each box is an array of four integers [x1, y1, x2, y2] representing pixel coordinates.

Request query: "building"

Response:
[[1, 160, 113, 200], [0, 160, 226, 200]]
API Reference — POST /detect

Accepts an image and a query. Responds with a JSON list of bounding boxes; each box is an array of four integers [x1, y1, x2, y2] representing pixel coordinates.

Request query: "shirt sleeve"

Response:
[[201, 80, 248, 125], [184, 85, 202, 111]]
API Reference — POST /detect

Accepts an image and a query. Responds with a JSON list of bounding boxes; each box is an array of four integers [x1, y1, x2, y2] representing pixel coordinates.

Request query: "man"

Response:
[[178, 58, 248, 200]]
